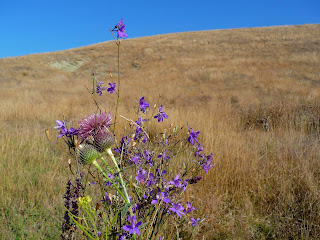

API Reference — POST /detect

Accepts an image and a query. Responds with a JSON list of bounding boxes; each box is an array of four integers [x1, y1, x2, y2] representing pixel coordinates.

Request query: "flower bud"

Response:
[[93, 131, 115, 153], [78, 143, 99, 165]]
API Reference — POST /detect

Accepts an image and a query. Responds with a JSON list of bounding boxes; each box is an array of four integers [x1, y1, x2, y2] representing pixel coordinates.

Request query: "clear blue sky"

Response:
[[0, 0, 319, 58]]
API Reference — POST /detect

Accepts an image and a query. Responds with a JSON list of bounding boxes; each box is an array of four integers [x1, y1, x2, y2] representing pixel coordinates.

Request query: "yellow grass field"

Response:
[[0, 24, 320, 239]]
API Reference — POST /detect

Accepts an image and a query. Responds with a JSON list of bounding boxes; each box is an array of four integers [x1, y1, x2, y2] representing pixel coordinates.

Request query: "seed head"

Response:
[[93, 131, 114, 153], [78, 143, 99, 165]]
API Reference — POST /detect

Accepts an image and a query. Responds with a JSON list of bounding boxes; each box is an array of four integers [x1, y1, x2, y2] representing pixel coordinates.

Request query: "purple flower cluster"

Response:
[[112, 19, 128, 39]]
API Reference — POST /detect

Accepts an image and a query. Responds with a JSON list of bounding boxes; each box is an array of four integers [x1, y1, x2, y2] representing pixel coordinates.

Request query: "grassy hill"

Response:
[[1, 24, 320, 239]]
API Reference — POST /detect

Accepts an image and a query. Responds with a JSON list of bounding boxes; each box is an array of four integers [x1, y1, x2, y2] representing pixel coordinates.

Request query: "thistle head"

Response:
[[94, 131, 115, 153], [78, 112, 113, 141], [78, 143, 99, 165]]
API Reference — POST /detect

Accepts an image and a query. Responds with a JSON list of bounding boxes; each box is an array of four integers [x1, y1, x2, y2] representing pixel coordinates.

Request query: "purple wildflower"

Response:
[[157, 149, 170, 162], [54, 120, 78, 138], [104, 173, 114, 186], [194, 144, 204, 158], [154, 105, 168, 122], [123, 215, 142, 235], [146, 173, 155, 187], [135, 168, 147, 185], [188, 128, 200, 146], [190, 217, 201, 227], [139, 97, 149, 113], [130, 155, 141, 165], [117, 25, 128, 39], [78, 112, 113, 141], [115, 19, 123, 28], [168, 175, 183, 188], [107, 83, 116, 93], [169, 203, 185, 218], [188, 176, 202, 184], [98, 231, 102, 237], [117, 233, 128, 240], [202, 153, 214, 175], [151, 190, 170, 205], [96, 81, 107, 96], [185, 202, 196, 214], [143, 149, 153, 166]]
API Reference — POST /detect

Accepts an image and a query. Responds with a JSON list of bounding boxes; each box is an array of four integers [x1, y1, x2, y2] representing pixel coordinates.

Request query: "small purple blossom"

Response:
[[201, 153, 214, 175], [123, 215, 142, 235], [151, 190, 170, 205], [115, 19, 123, 28], [190, 217, 201, 227], [146, 173, 155, 187], [54, 120, 78, 138], [168, 175, 183, 188], [185, 202, 196, 214], [117, 25, 128, 39], [105, 173, 114, 186], [139, 97, 149, 113], [169, 203, 185, 218], [157, 149, 170, 161], [195, 144, 204, 158], [188, 128, 200, 146], [96, 81, 107, 96], [154, 105, 168, 122], [130, 155, 141, 165], [143, 149, 153, 166], [107, 82, 116, 93], [135, 168, 147, 185]]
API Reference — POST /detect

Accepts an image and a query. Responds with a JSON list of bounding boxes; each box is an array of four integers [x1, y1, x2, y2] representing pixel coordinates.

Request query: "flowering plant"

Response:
[[52, 19, 213, 240]]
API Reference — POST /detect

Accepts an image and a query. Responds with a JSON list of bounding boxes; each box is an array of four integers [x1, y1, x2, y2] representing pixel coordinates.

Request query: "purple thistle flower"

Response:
[[96, 81, 107, 96], [135, 168, 147, 185], [107, 83, 116, 93], [190, 218, 201, 227], [78, 112, 113, 141], [188, 128, 200, 146], [169, 203, 185, 218], [139, 97, 149, 113], [185, 202, 196, 214], [154, 105, 168, 122]]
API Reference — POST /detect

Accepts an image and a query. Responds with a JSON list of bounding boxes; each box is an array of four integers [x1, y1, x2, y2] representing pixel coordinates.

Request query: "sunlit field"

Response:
[[1, 24, 320, 239]]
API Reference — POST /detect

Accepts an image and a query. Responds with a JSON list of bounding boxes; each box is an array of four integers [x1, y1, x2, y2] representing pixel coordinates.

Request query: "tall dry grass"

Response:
[[0, 24, 320, 239]]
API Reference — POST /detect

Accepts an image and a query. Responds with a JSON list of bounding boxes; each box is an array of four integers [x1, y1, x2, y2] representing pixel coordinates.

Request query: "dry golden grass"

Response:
[[0, 24, 320, 239]]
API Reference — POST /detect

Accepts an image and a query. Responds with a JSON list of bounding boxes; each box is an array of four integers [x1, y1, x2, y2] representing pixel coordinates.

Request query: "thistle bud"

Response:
[[93, 131, 115, 153], [78, 143, 99, 165]]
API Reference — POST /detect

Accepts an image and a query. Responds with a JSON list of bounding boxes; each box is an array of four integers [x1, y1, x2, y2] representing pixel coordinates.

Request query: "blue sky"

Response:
[[0, 0, 319, 58]]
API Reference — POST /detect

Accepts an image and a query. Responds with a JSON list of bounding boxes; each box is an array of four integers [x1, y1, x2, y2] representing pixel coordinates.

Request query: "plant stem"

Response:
[[114, 42, 121, 133], [106, 148, 131, 205], [92, 160, 127, 203]]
